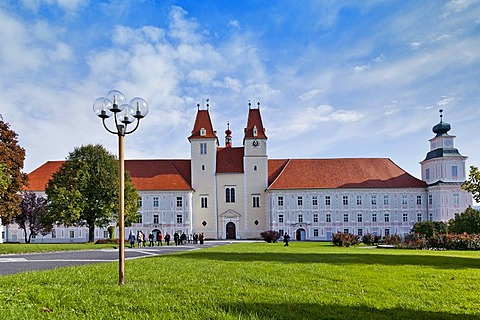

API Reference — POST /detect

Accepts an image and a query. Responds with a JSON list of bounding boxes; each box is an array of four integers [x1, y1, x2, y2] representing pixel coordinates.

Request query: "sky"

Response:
[[1, 0, 479, 182]]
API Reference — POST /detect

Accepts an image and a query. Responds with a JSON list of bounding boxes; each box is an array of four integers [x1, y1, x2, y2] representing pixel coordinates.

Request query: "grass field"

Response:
[[0, 242, 116, 255], [0, 242, 479, 319]]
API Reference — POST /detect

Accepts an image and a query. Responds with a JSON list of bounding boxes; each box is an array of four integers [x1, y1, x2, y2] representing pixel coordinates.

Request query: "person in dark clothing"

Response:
[[173, 232, 179, 246], [283, 232, 290, 246], [199, 233, 205, 245], [165, 233, 171, 246]]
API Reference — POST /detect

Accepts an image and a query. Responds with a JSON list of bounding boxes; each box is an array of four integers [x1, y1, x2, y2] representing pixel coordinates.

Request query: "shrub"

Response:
[[332, 232, 360, 247], [382, 234, 402, 246], [362, 233, 375, 246], [95, 238, 120, 245], [260, 230, 281, 243]]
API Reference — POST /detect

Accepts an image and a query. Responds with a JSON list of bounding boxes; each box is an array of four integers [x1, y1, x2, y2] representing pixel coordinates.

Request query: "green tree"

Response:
[[462, 165, 480, 202], [18, 191, 52, 243], [0, 119, 28, 224], [411, 221, 448, 237], [45, 144, 140, 242], [448, 206, 480, 234]]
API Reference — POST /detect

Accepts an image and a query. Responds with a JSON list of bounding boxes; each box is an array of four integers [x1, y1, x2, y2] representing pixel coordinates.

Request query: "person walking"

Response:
[[137, 231, 143, 248], [128, 231, 136, 248], [157, 232, 163, 246], [174, 232, 179, 246], [148, 232, 154, 247], [283, 232, 290, 247], [165, 233, 171, 246], [199, 233, 205, 245]]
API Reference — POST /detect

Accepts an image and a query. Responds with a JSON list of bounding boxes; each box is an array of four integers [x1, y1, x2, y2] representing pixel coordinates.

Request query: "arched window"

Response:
[[254, 165, 257, 171]]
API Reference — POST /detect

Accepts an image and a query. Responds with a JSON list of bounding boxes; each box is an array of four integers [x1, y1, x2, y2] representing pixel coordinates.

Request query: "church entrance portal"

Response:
[[226, 222, 236, 239], [296, 228, 306, 241]]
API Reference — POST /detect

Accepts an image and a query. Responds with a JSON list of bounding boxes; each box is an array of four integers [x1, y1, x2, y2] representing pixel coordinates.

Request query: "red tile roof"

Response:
[[268, 158, 427, 189], [25, 159, 192, 192], [244, 108, 267, 139], [188, 109, 217, 140], [216, 147, 244, 173], [25, 161, 63, 191]]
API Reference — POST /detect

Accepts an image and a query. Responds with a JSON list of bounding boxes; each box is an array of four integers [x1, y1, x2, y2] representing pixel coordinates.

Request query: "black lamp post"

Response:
[[93, 89, 148, 285]]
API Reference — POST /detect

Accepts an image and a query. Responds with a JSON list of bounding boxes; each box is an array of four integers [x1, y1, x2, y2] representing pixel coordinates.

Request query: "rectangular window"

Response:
[[425, 168, 430, 180], [314, 229, 319, 237], [356, 195, 362, 205], [139, 197, 143, 207], [402, 195, 408, 205], [371, 195, 377, 205], [343, 213, 349, 222], [177, 215, 183, 224], [1, 231, 4, 239], [137, 215, 143, 223], [358, 229, 363, 237], [298, 214, 303, 223], [326, 214, 331, 223], [226, 187, 236, 203], [278, 196, 284, 207], [312, 196, 318, 206], [385, 229, 390, 236], [103, 230, 109, 238], [153, 197, 159, 208], [384, 213, 390, 222], [453, 193, 459, 204], [343, 195, 348, 206], [153, 215, 159, 224], [313, 214, 318, 223], [383, 195, 389, 205], [429, 213, 433, 221], [325, 196, 331, 206], [297, 196, 303, 206], [200, 142, 207, 155], [452, 166, 458, 178], [403, 213, 408, 222], [279, 229, 284, 236], [372, 213, 377, 222], [417, 213, 422, 222], [344, 229, 349, 234], [428, 194, 433, 205], [201, 196, 208, 208], [279, 215, 284, 223], [176, 197, 183, 208], [69, 230, 75, 238], [416, 195, 422, 205], [253, 196, 260, 208], [357, 214, 363, 222]]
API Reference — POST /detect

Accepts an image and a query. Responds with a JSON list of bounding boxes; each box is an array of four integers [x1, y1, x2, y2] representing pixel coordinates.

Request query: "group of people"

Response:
[[127, 230, 205, 248]]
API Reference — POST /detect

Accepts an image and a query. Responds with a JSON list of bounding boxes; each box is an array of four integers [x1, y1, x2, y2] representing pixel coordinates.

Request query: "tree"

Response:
[[462, 165, 480, 203], [0, 119, 28, 224], [411, 221, 448, 237], [448, 206, 480, 234], [17, 191, 51, 243], [45, 144, 140, 242]]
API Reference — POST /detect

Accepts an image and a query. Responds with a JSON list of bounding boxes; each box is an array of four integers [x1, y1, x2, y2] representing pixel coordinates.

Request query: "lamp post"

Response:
[[93, 90, 148, 285]]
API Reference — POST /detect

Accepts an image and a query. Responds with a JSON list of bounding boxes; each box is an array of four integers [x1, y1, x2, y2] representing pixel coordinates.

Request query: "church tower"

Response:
[[243, 102, 268, 238], [188, 101, 218, 238], [420, 109, 472, 221]]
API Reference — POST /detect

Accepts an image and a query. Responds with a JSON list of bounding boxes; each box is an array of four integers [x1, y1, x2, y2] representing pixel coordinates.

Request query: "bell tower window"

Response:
[[200, 128, 206, 136], [253, 125, 258, 137]]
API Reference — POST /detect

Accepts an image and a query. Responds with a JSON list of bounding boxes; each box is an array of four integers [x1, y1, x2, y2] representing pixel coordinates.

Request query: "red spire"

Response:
[[188, 101, 217, 140], [225, 121, 232, 147], [244, 101, 267, 140]]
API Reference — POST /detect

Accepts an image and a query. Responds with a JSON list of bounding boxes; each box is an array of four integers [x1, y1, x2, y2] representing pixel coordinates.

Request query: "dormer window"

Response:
[[200, 128, 206, 136], [253, 125, 258, 137]]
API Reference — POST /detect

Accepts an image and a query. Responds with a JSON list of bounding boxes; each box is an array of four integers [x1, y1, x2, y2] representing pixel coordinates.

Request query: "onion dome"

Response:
[[432, 109, 451, 136]]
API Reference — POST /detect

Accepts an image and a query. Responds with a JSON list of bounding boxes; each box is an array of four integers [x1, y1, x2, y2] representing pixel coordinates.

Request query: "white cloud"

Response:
[[228, 20, 241, 29]]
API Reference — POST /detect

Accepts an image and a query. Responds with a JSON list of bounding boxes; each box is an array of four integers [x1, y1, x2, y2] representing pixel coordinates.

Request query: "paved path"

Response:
[[0, 241, 230, 276]]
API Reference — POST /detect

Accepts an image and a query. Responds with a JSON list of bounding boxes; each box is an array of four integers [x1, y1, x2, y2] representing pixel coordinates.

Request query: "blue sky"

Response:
[[1, 0, 479, 182]]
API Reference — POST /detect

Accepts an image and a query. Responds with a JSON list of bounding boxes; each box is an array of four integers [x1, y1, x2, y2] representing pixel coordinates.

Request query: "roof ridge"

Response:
[[169, 159, 193, 190]]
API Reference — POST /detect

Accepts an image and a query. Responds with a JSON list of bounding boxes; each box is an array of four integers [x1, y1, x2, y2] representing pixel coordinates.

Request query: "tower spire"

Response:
[[225, 121, 232, 147]]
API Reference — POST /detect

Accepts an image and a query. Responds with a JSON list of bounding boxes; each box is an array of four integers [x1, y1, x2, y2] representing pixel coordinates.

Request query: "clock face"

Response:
[[252, 140, 259, 147]]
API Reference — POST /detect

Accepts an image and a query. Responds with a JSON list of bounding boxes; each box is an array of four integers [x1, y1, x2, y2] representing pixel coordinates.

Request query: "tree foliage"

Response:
[[17, 191, 51, 243], [0, 119, 28, 224], [462, 165, 480, 203], [448, 206, 480, 234], [411, 221, 448, 237], [45, 144, 140, 242]]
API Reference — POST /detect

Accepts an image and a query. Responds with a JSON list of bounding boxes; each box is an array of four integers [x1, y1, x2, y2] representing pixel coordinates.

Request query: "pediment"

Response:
[[220, 209, 241, 218]]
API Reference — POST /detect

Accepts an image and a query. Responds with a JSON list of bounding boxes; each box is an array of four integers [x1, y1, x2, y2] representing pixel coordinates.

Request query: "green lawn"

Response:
[[0, 242, 479, 319], [0, 242, 117, 255]]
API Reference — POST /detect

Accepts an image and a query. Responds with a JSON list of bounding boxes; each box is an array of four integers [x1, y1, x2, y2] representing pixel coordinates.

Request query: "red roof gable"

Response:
[[26, 159, 192, 192], [216, 147, 244, 173], [188, 109, 217, 140], [268, 158, 427, 189], [244, 108, 267, 140]]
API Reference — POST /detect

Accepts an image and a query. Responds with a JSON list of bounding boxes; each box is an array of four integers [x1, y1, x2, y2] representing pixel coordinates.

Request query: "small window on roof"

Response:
[[200, 128, 206, 136], [253, 125, 258, 137]]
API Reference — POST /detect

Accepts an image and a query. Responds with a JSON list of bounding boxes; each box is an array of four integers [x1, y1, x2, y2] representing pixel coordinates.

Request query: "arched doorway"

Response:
[[296, 228, 306, 241], [226, 222, 236, 239]]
